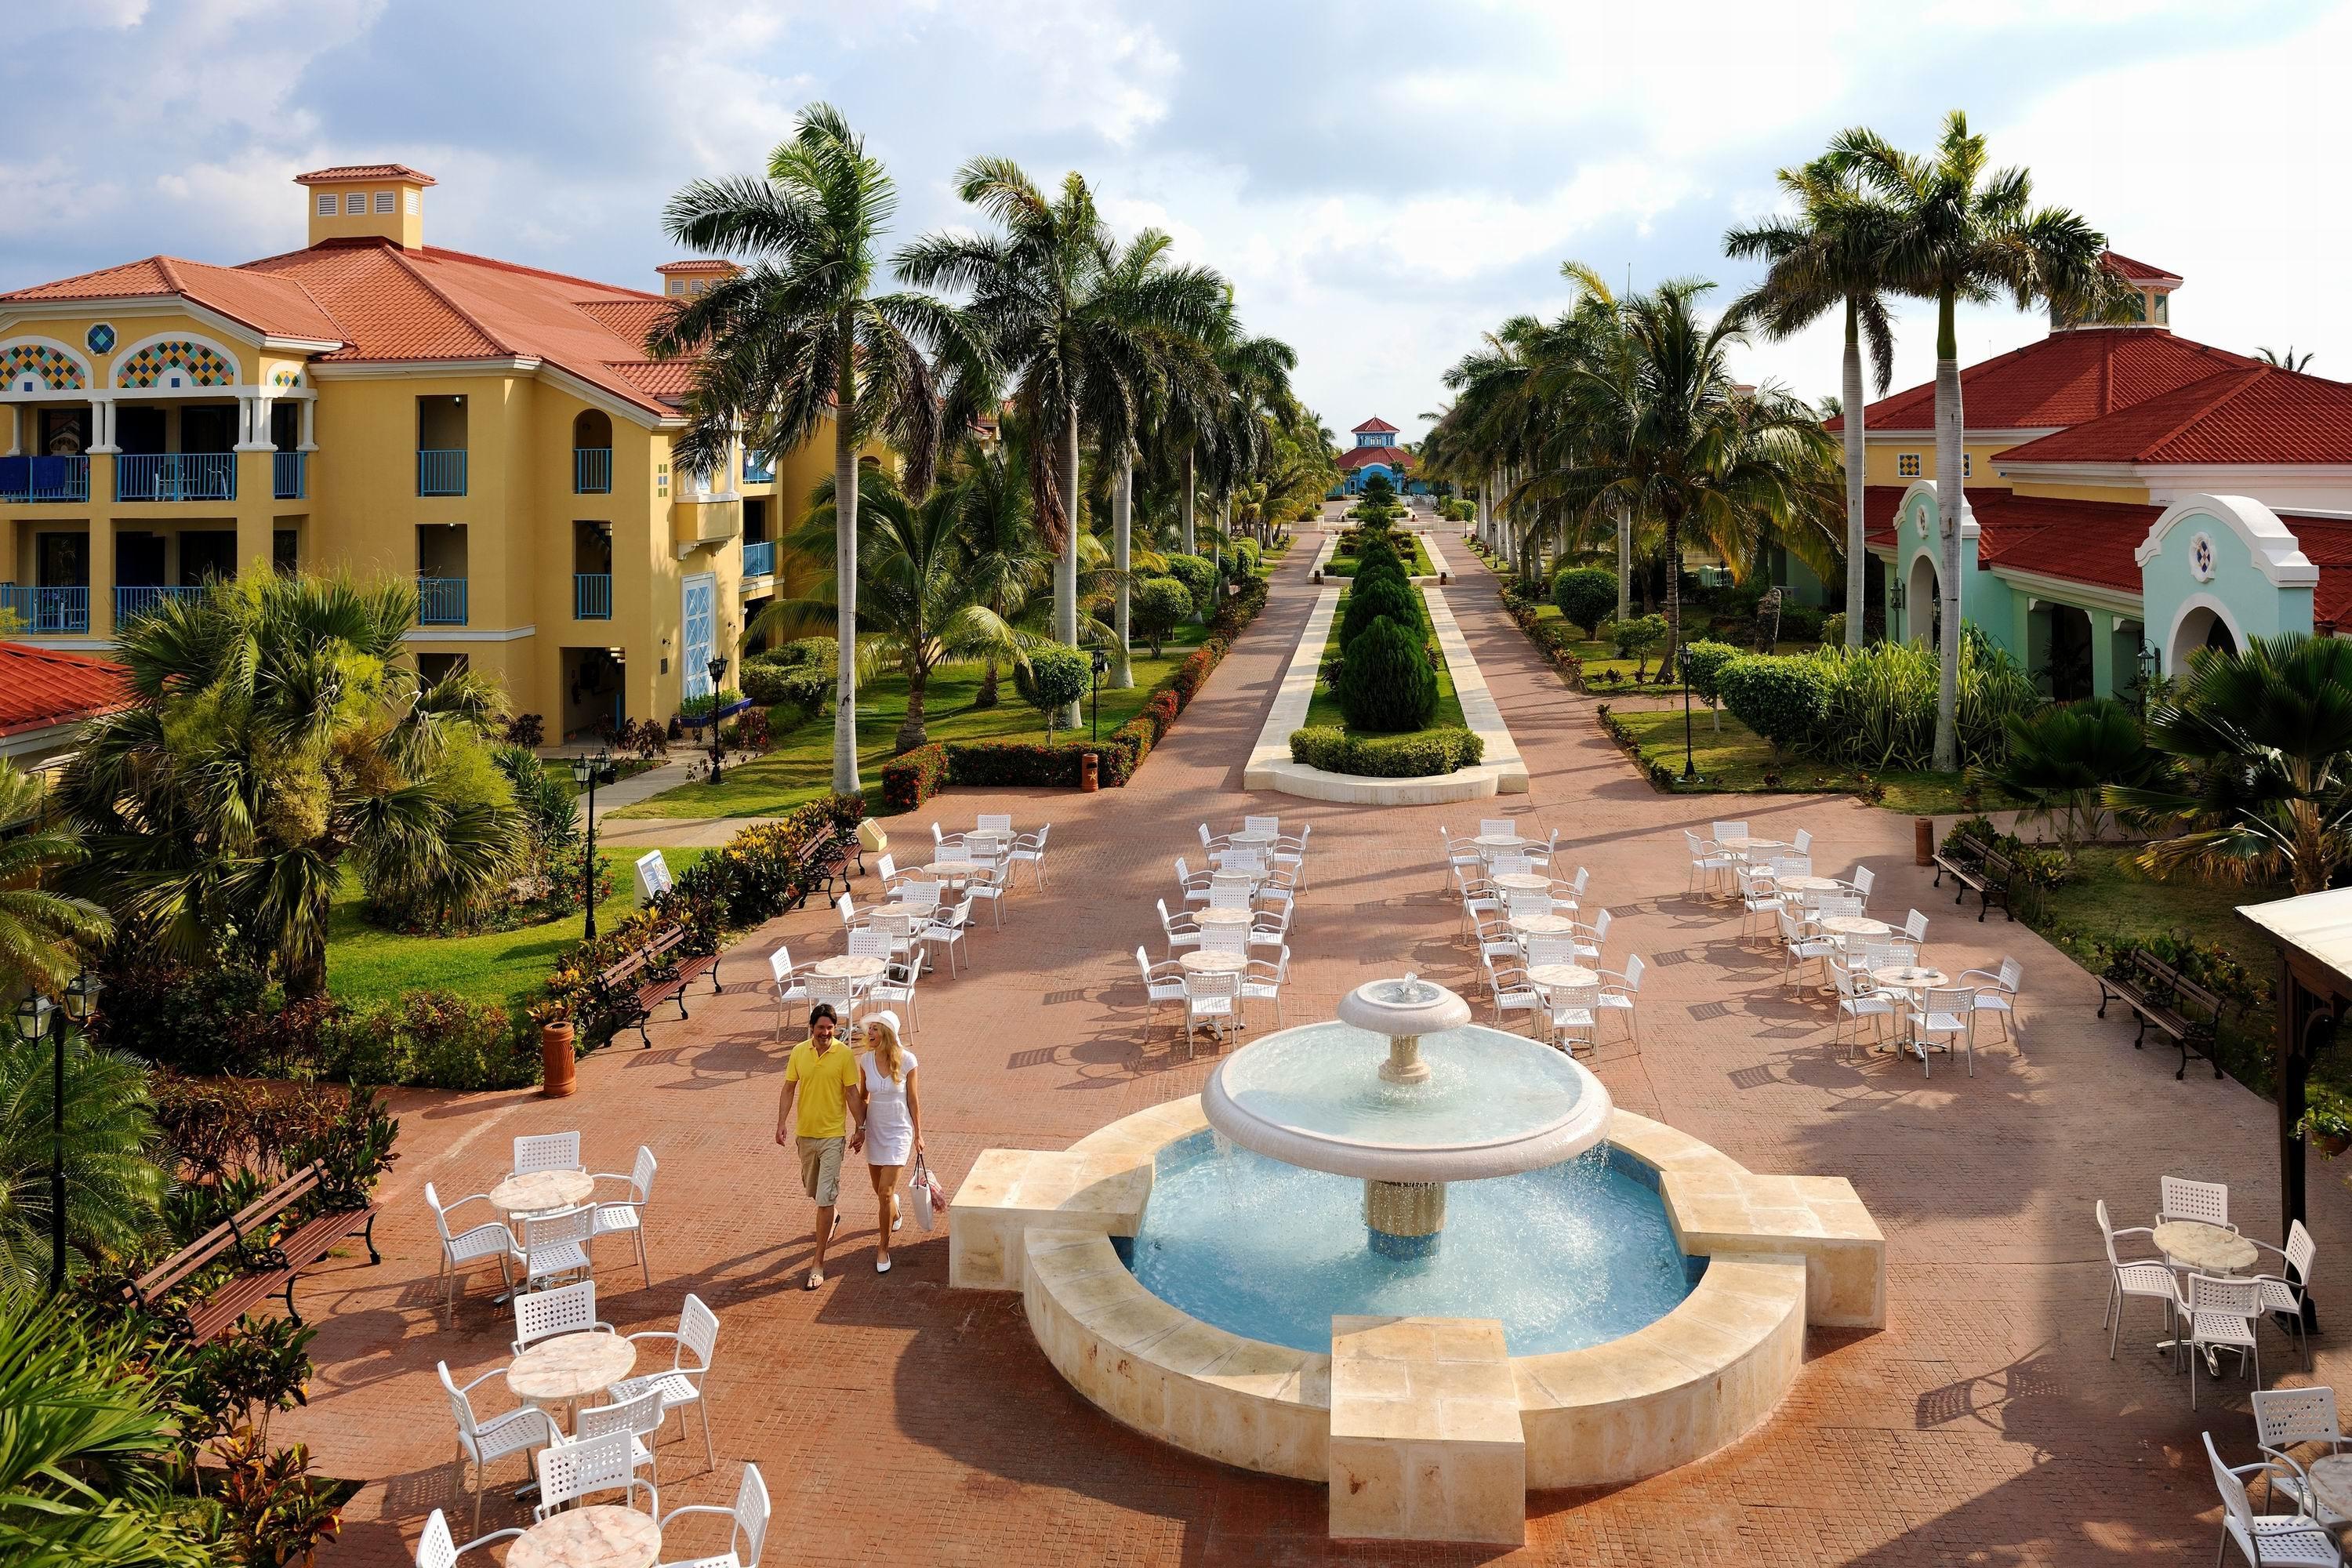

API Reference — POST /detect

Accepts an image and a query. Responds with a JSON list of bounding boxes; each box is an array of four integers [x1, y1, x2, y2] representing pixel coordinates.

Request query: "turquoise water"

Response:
[[1126, 1132, 1698, 1355], [1216, 1021, 1591, 1149]]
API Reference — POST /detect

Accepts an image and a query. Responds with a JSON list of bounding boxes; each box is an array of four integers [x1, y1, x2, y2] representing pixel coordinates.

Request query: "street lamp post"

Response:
[[17, 970, 96, 1294], [1091, 648, 1109, 742], [705, 654, 731, 787], [1679, 648, 1698, 784], [572, 750, 617, 942]]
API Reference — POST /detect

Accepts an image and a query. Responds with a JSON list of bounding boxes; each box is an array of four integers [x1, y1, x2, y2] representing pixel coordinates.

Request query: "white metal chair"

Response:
[[1184, 971, 1240, 1052], [1684, 829, 1733, 898], [1197, 822, 1232, 857], [1595, 955, 1643, 1044], [1830, 956, 1895, 1059], [1845, 865, 1876, 906], [415, 1508, 523, 1567], [1525, 826, 1561, 868], [611, 1294, 721, 1470], [438, 1360, 555, 1533], [1200, 924, 1248, 957], [2096, 1199, 2178, 1359], [1568, 907, 1610, 965], [1489, 852, 1531, 878], [1542, 979, 1599, 1054], [1524, 935, 1577, 970], [1479, 818, 1515, 840], [1738, 867, 1784, 945], [655, 1461, 770, 1568], [1485, 956, 1541, 1034], [1455, 870, 1501, 935], [976, 813, 1014, 837], [918, 895, 975, 977], [897, 878, 942, 913], [1241, 946, 1290, 1025], [1711, 819, 1750, 843], [1247, 902, 1292, 952], [1561, 866, 1591, 903], [513, 1132, 583, 1178], [851, 922, 906, 969], [2184, 1272, 2263, 1410], [1779, 906, 1833, 992], [1207, 880, 1252, 912], [1270, 822, 1310, 890], [965, 864, 1009, 929], [590, 1145, 657, 1288], [1439, 826, 1483, 889], [2256, 1385, 2350, 1525], [866, 956, 920, 1032], [1007, 822, 1050, 887], [835, 891, 865, 938], [535, 1428, 657, 1523], [1907, 986, 1978, 1077], [572, 1385, 666, 1486], [807, 976, 858, 1034], [1470, 915, 1523, 981], [2161, 1175, 2236, 1232], [1158, 898, 1203, 953], [1902, 908, 1930, 945], [1257, 863, 1300, 915], [873, 852, 905, 893], [519, 1205, 595, 1292], [512, 1278, 612, 1353], [767, 946, 809, 1038], [2203, 1431, 2341, 1566], [1791, 827, 1813, 855], [423, 1181, 520, 1320], [1214, 848, 1266, 877], [1173, 855, 1215, 907], [1956, 957, 2021, 1043], [1243, 815, 1280, 837], [1135, 946, 1187, 1039], [2251, 1220, 2321, 1370]]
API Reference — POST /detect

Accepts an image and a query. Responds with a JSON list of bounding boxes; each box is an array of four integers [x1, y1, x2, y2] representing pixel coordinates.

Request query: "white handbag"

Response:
[[910, 1154, 939, 1232]]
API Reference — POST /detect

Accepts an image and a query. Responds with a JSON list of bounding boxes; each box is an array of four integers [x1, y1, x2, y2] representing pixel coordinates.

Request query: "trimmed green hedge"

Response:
[[1338, 614, 1439, 731], [1288, 725, 1484, 777]]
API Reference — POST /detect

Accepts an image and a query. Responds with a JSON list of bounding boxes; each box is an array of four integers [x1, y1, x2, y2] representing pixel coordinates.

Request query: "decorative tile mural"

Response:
[[114, 339, 236, 388], [2, 343, 86, 390]]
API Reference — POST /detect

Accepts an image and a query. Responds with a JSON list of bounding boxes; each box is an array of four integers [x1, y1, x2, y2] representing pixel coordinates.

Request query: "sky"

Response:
[[5, 0, 2348, 442]]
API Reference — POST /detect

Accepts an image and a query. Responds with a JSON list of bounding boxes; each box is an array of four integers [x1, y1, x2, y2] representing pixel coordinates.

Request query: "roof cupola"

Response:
[[295, 164, 434, 249]]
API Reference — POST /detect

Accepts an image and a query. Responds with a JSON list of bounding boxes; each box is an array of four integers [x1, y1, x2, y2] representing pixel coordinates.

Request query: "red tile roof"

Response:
[[1973, 493, 2165, 592], [1997, 365, 2352, 466], [0, 255, 346, 342], [2101, 250, 2180, 285], [1861, 485, 1906, 549], [0, 643, 130, 739], [2288, 517, 2352, 627], [1337, 445, 1414, 471], [655, 260, 738, 275], [295, 164, 436, 186], [1352, 417, 1399, 434], [1828, 328, 2260, 435]]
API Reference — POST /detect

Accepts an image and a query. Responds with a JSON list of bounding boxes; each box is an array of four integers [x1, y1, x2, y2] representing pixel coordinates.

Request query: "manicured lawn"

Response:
[[325, 848, 712, 1014], [1304, 587, 1468, 731], [1328, 533, 1436, 577], [611, 623, 1217, 821], [1522, 597, 1817, 694], [1602, 704, 2002, 815]]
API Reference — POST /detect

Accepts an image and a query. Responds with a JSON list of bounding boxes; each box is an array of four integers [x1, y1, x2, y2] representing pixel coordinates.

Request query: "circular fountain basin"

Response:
[[1200, 1019, 1613, 1182], [1129, 1131, 1694, 1354]]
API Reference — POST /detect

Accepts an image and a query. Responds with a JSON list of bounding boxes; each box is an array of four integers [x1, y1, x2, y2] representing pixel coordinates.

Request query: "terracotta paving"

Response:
[[292, 530, 2335, 1565]]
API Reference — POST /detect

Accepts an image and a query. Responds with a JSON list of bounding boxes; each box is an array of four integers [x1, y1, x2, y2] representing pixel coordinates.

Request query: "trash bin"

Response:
[[1915, 816, 1933, 866], [1081, 752, 1100, 792]]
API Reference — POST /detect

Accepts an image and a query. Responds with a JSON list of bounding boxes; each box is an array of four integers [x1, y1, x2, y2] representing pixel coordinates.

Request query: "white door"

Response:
[[681, 572, 717, 700]]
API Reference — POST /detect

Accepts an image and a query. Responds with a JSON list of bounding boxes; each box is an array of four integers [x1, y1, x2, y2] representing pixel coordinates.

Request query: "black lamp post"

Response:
[[1679, 647, 1698, 783], [18, 970, 96, 1294], [704, 654, 731, 786], [1091, 647, 1109, 742], [572, 750, 617, 941]]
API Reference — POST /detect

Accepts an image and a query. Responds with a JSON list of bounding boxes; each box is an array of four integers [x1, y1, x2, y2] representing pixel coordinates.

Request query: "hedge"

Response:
[[881, 743, 949, 811], [1497, 583, 1585, 689], [1716, 655, 1829, 755], [1288, 725, 1484, 778]]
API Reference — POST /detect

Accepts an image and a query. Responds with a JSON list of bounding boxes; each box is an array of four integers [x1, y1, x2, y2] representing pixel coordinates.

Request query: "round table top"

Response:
[[1509, 913, 1578, 935], [508, 1504, 661, 1568], [1717, 836, 1787, 854], [1226, 831, 1273, 848], [1528, 963, 1599, 989], [2306, 1454, 2352, 1521], [1773, 873, 1843, 893], [872, 902, 929, 920], [1473, 834, 1528, 850], [1194, 907, 1255, 927], [1178, 949, 1250, 975], [926, 860, 984, 877], [1871, 967, 1947, 993], [811, 953, 888, 980], [2154, 1219, 2259, 1274], [489, 1169, 593, 1218], [1820, 915, 1893, 938], [1491, 872, 1552, 891], [506, 1330, 636, 1405]]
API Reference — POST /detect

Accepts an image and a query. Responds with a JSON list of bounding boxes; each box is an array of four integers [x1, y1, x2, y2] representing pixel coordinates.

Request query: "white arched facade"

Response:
[[2165, 592, 2245, 674]]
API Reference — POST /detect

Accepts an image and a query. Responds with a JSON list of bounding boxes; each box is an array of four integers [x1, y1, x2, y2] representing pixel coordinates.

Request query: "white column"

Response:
[[299, 397, 316, 452], [2, 405, 16, 456], [89, 396, 118, 454], [236, 394, 275, 452]]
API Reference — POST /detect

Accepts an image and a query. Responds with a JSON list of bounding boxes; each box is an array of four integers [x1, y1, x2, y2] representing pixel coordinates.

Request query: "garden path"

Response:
[[292, 533, 2318, 1565]]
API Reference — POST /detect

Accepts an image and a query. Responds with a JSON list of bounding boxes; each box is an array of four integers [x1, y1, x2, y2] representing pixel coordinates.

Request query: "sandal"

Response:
[[877, 1255, 892, 1274], [805, 1267, 825, 1290]]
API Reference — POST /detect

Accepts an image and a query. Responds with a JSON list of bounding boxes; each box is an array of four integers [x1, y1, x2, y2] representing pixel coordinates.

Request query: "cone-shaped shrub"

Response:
[[1341, 574, 1420, 648], [1338, 614, 1439, 731]]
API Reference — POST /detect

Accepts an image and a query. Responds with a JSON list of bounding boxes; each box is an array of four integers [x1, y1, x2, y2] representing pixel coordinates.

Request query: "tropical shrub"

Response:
[[1341, 575, 1421, 648], [1679, 641, 1741, 712], [1163, 553, 1216, 614], [317, 993, 534, 1091], [1780, 605, 1824, 643], [1289, 726, 1483, 777], [1017, 644, 1094, 737], [1820, 612, 1847, 647], [502, 712, 546, 747], [1552, 567, 1618, 638], [1990, 699, 2151, 855], [1601, 614, 1669, 677], [1231, 536, 1262, 575], [1338, 615, 1439, 731], [880, 744, 950, 812], [1131, 576, 1194, 657], [1717, 655, 1831, 757], [742, 659, 833, 712]]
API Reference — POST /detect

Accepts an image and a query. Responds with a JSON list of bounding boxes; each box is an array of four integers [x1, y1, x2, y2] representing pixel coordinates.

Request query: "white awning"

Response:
[[2240, 887, 2352, 985]]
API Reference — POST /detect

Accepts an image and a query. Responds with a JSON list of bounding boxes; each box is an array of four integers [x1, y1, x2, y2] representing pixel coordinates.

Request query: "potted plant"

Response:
[[2301, 1094, 2352, 1157]]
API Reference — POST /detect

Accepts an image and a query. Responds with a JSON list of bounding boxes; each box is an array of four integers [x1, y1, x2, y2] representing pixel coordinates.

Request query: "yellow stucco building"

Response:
[[0, 162, 852, 739]]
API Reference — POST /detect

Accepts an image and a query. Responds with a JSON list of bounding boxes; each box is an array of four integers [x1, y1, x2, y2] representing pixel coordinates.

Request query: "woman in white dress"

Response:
[[849, 1011, 923, 1274]]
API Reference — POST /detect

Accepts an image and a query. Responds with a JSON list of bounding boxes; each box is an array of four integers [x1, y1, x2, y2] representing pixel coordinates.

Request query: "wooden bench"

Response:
[[1932, 833, 2016, 922], [598, 925, 724, 1047], [2098, 947, 2224, 1081], [789, 825, 858, 908], [125, 1160, 379, 1341]]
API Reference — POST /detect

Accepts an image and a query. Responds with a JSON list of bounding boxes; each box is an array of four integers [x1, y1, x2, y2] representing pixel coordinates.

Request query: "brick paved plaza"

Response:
[[292, 535, 2335, 1565]]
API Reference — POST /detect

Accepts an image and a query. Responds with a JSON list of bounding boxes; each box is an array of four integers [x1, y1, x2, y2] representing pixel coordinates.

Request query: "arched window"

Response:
[[572, 410, 613, 494]]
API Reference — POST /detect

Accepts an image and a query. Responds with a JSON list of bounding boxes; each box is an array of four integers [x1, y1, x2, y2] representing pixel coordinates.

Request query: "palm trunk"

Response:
[[1182, 450, 1197, 555], [896, 666, 928, 754], [1617, 498, 1632, 622], [1112, 451, 1134, 688], [1661, 503, 1683, 681], [1842, 300, 1866, 648], [1057, 408, 1081, 730], [1933, 289, 1964, 772], [832, 312, 861, 797], [977, 659, 999, 709]]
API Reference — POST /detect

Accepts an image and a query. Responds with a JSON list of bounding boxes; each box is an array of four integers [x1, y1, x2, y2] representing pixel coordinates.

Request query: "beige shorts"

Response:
[[797, 1135, 845, 1207]]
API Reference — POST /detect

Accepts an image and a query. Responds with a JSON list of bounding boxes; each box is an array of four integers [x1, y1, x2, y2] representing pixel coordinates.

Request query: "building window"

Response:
[[405, 189, 421, 215], [1897, 452, 1921, 477], [316, 193, 337, 216], [2154, 294, 2169, 324], [374, 191, 395, 213], [1962, 453, 1973, 477], [670, 281, 687, 295], [344, 192, 365, 215]]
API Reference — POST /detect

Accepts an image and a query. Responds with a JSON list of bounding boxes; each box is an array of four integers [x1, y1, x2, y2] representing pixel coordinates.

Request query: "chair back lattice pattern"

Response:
[[514, 1132, 582, 1177], [535, 1430, 637, 1516], [678, 1293, 720, 1368], [514, 1279, 600, 1348], [2254, 1385, 2341, 1450], [2161, 1176, 2231, 1230], [575, 1385, 664, 1446]]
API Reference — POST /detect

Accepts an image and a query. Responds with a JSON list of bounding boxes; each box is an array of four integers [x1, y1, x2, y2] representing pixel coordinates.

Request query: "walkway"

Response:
[[294, 534, 2320, 1564]]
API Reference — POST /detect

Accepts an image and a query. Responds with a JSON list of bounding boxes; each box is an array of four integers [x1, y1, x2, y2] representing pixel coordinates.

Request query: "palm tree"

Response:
[[2259, 345, 2317, 371], [0, 1294, 213, 1566], [1829, 111, 2118, 768], [1726, 158, 1903, 648], [897, 162, 1225, 724], [61, 575, 521, 995], [652, 103, 973, 797], [0, 760, 111, 996], [2107, 633, 2352, 896], [753, 468, 1025, 753], [938, 434, 1050, 708], [0, 1038, 164, 1294]]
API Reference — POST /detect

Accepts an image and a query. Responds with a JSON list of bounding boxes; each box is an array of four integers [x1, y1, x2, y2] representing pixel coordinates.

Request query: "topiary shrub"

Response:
[[1716, 654, 1831, 758], [1016, 644, 1093, 736], [1290, 725, 1483, 777], [1131, 576, 1194, 658], [1679, 640, 1741, 715], [1163, 554, 1215, 615], [1341, 575, 1421, 648], [1338, 615, 1439, 731], [1551, 566, 1618, 638]]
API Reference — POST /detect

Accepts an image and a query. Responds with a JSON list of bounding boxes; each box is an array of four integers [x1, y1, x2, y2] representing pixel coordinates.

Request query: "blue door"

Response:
[[681, 574, 716, 701]]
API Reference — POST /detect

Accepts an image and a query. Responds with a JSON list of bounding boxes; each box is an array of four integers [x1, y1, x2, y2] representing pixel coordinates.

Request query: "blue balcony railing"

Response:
[[742, 539, 775, 578], [742, 449, 774, 485], [274, 451, 307, 499], [575, 447, 612, 494], [0, 584, 89, 633], [0, 455, 89, 503], [416, 449, 468, 496], [574, 572, 612, 620], [116, 452, 234, 502], [114, 584, 209, 626], [416, 577, 469, 626]]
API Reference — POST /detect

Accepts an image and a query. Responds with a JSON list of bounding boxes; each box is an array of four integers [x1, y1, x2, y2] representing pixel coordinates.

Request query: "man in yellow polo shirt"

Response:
[[776, 1004, 863, 1290]]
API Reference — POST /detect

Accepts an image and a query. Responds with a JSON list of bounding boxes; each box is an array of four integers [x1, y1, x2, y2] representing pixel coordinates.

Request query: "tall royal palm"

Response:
[[1829, 111, 2116, 768], [1726, 158, 1902, 648], [898, 162, 1223, 722], [653, 103, 964, 797], [0, 759, 111, 997]]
